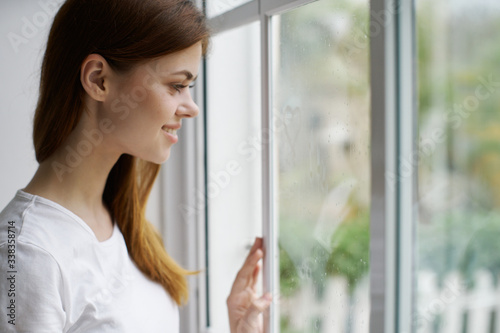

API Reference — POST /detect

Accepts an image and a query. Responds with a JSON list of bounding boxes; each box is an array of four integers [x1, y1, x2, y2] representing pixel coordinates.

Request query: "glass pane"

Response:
[[206, 21, 261, 332], [272, 1, 371, 332], [416, 1, 500, 332], [206, 0, 253, 18]]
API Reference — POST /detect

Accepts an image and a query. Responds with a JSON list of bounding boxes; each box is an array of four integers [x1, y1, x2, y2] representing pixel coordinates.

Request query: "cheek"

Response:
[[100, 83, 178, 144], [104, 88, 158, 122], [147, 89, 178, 120], [105, 100, 132, 125]]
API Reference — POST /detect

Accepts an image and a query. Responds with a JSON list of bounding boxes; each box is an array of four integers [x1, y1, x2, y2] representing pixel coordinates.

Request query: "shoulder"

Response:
[[0, 191, 64, 282], [0, 190, 95, 261]]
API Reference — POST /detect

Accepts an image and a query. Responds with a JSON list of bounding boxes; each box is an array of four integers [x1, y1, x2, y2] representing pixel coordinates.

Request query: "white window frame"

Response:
[[161, 0, 418, 332]]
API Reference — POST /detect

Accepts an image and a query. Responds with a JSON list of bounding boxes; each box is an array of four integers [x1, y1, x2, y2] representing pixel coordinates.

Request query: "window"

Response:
[[416, 1, 500, 332], [179, 0, 500, 332], [272, 1, 370, 332], [203, 0, 372, 332]]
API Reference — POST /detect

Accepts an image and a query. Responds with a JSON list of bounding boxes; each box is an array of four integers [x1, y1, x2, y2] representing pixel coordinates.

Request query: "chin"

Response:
[[154, 150, 172, 164], [136, 147, 172, 164]]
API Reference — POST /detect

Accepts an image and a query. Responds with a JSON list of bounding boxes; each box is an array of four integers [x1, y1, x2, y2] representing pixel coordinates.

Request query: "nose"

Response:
[[176, 89, 199, 118]]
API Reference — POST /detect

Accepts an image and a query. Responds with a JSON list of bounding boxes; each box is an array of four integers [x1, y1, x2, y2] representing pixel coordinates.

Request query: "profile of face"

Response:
[[80, 42, 202, 164]]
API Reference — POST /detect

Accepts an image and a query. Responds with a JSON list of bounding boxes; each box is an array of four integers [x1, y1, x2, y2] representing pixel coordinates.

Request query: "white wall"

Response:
[[0, 0, 54, 208]]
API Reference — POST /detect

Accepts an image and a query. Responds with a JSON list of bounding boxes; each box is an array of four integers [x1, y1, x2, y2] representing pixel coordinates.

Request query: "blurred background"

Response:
[[416, 0, 500, 332]]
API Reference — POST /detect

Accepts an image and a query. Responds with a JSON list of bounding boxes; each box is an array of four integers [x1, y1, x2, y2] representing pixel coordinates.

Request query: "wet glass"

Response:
[[271, 1, 371, 332]]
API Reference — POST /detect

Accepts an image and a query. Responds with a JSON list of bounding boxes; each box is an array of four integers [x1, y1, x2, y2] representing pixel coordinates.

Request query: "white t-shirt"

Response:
[[0, 190, 179, 332]]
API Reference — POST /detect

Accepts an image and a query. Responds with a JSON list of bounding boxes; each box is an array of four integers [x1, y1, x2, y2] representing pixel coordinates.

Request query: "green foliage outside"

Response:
[[416, 0, 500, 290], [278, 0, 500, 331]]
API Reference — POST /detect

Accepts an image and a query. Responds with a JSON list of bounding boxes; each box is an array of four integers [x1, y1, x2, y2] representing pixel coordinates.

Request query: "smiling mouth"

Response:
[[162, 127, 177, 136]]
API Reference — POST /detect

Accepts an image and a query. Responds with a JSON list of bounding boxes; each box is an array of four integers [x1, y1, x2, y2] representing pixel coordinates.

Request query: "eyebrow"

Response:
[[172, 70, 197, 81]]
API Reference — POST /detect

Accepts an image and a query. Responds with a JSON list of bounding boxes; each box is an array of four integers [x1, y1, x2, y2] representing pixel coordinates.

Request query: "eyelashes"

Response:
[[172, 83, 196, 93]]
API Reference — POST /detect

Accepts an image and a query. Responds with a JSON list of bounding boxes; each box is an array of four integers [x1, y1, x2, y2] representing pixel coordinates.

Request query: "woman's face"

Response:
[[100, 42, 202, 164]]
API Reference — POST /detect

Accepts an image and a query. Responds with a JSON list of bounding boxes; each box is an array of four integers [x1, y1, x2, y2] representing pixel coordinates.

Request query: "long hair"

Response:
[[33, 0, 210, 306]]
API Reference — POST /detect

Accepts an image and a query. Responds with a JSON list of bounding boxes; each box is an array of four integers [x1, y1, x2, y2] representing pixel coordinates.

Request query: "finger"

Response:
[[232, 249, 264, 293], [241, 248, 263, 280], [243, 238, 265, 274], [246, 237, 263, 258], [251, 263, 260, 288], [252, 262, 260, 281], [242, 293, 272, 327]]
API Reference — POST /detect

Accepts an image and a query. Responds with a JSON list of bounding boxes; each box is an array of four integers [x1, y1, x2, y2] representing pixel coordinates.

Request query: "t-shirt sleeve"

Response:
[[0, 241, 65, 332]]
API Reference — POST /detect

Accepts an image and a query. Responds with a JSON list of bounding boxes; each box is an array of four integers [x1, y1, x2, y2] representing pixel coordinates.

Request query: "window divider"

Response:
[[395, 0, 417, 332], [195, 59, 210, 333], [260, 12, 278, 333], [369, 0, 399, 332]]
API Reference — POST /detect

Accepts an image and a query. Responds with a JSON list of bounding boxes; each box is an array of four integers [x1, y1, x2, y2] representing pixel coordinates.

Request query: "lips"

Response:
[[161, 124, 180, 144], [162, 123, 181, 134], [162, 127, 177, 136]]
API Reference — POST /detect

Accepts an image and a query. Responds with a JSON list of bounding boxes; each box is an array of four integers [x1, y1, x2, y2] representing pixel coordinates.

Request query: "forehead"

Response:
[[143, 42, 202, 78]]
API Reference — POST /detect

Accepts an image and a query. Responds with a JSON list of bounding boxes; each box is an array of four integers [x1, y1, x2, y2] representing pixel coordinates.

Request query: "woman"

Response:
[[0, 0, 272, 332]]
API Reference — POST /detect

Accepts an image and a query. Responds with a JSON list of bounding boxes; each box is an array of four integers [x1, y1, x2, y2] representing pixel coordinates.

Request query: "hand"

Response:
[[227, 237, 273, 333]]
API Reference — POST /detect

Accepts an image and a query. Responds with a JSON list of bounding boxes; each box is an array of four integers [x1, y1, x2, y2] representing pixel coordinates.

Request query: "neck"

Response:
[[24, 123, 121, 219]]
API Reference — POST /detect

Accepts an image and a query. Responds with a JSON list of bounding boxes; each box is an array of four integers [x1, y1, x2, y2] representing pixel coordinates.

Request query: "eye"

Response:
[[172, 84, 186, 92], [172, 83, 196, 93]]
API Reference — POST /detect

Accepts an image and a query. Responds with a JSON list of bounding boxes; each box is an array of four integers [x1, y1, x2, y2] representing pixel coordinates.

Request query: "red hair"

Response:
[[33, 0, 210, 306]]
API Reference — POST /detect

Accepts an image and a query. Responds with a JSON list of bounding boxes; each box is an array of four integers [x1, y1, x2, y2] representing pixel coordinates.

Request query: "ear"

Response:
[[80, 54, 111, 102]]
